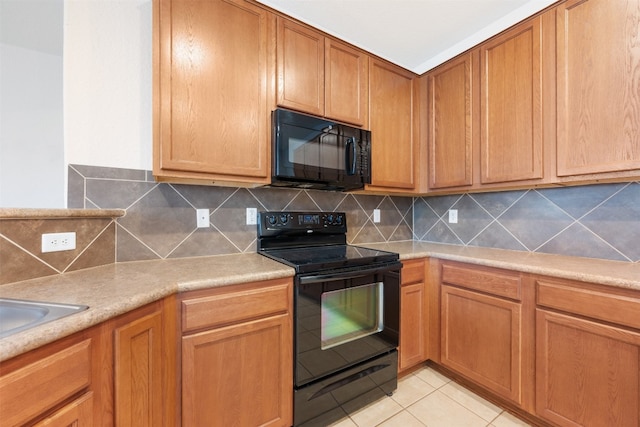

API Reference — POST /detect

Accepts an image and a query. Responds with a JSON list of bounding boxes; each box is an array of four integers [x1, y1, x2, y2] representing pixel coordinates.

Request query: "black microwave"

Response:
[[271, 109, 371, 191]]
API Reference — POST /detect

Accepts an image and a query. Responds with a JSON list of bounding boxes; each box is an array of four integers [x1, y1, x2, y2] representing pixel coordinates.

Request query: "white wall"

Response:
[[64, 0, 153, 171], [0, 0, 65, 208]]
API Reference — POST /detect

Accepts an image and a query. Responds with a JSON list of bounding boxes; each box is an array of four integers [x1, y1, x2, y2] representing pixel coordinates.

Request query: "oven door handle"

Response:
[[298, 263, 401, 285]]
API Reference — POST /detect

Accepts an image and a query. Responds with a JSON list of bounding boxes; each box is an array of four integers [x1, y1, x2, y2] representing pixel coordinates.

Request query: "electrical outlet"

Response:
[[196, 209, 210, 228], [448, 209, 458, 224], [373, 209, 381, 223], [246, 208, 257, 225], [42, 232, 76, 253]]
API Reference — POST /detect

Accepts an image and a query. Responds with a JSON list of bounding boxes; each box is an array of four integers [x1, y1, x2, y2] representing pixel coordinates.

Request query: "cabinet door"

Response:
[[276, 18, 324, 116], [32, 392, 94, 427], [427, 51, 476, 189], [480, 16, 544, 184], [113, 309, 164, 427], [556, 0, 640, 177], [536, 309, 640, 427], [368, 59, 417, 191], [400, 282, 426, 371], [325, 38, 369, 126], [441, 285, 523, 404], [399, 259, 427, 371], [154, 0, 274, 183], [182, 314, 293, 427]]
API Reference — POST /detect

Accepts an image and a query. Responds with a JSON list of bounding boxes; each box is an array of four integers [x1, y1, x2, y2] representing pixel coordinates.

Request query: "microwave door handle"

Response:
[[345, 137, 356, 175]]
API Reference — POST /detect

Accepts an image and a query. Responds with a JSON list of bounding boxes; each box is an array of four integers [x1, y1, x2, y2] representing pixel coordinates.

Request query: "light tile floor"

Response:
[[329, 366, 532, 427]]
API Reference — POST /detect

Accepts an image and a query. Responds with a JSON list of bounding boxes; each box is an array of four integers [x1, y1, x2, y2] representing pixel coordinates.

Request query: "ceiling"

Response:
[[256, 0, 557, 74]]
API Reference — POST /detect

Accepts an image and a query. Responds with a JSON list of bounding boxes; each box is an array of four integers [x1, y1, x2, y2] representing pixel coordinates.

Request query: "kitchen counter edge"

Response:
[[2, 243, 639, 362]]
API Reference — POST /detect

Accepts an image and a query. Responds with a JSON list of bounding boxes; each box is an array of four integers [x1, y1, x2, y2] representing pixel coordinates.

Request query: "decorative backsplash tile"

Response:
[[1, 166, 637, 286], [68, 165, 413, 263], [414, 182, 640, 263], [0, 217, 116, 285], [68, 165, 639, 264]]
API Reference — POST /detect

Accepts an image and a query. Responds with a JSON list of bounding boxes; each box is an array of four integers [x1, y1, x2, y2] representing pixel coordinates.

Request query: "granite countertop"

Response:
[[364, 241, 640, 291], [0, 253, 294, 361], [1, 242, 639, 362]]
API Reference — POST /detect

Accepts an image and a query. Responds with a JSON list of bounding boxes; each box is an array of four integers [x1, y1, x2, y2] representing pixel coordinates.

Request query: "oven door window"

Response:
[[321, 282, 383, 350]]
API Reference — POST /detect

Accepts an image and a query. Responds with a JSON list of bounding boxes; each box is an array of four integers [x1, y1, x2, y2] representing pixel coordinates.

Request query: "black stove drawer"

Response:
[[294, 350, 397, 427]]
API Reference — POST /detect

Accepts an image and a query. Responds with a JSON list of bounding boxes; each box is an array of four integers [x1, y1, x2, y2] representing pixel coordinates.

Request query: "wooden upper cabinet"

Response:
[[276, 18, 368, 126], [277, 18, 324, 116], [368, 59, 418, 191], [153, 0, 275, 185], [479, 15, 546, 184], [325, 38, 369, 126], [556, 0, 640, 178], [427, 51, 477, 189]]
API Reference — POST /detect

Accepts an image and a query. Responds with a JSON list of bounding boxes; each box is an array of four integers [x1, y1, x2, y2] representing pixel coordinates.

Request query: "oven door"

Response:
[[295, 264, 400, 388]]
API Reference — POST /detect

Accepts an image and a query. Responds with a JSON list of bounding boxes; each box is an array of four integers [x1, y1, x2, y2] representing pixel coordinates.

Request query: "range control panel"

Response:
[[258, 211, 347, 234]]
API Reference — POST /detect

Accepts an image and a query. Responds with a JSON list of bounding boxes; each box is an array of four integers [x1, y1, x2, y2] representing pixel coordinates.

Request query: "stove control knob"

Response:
[[267, 214, 277, 226], [326, 214, 334, 225], [279, 214, 289, 225], [335, 215, 343, 225]]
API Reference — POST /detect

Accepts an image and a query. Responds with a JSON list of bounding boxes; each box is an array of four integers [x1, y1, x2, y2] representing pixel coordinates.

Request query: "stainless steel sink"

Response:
[[0, 298, 88, 339]]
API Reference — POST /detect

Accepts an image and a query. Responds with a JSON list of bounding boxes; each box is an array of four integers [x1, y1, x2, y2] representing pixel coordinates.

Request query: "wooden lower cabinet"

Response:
[[441, 284, 523, 404], [536, 309, 640, 427], [112, 298, 176, 427], [535, 277, 640, 427], [438, 262, 533, 409], [180, 278, 293, 427], [399, 259, 428, 372], [0, 330, 102, 427]]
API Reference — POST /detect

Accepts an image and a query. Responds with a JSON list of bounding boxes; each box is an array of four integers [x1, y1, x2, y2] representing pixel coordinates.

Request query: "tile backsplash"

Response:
[[414, 182, 640, 263], [0, 216, 116, 285], [1, 165, 637, 285], [68, 165, 413, 262], [67, 164, 639, 264]]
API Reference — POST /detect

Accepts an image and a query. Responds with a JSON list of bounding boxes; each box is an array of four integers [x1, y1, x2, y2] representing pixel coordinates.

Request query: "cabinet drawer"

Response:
[[0, 339, 92, 427], [402, 259, 425, 285], [442, 263, 521, 300], [182, 279, 291, 333], [537, 279, 640, 330]]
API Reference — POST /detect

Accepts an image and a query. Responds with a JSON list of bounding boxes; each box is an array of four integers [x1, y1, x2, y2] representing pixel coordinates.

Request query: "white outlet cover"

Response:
[[373, 209, 381, 223], [42, 232, 76, 253], [246, 208, 258, 225], [448, 209, 458, 224], [196, 209, 210, 228]]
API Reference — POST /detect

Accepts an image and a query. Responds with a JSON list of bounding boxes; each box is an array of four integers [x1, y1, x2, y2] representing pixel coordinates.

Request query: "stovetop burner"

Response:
[[256, 211, 399, 274], [260, 244, 398, 274]]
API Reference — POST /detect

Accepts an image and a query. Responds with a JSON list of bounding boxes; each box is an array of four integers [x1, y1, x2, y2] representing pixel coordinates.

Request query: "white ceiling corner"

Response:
[[256, 0, 558, 74]]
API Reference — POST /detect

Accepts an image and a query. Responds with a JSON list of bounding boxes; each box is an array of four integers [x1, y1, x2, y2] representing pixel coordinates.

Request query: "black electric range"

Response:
[[257, 211, 401, 427], [256, 211, 399, 274]]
